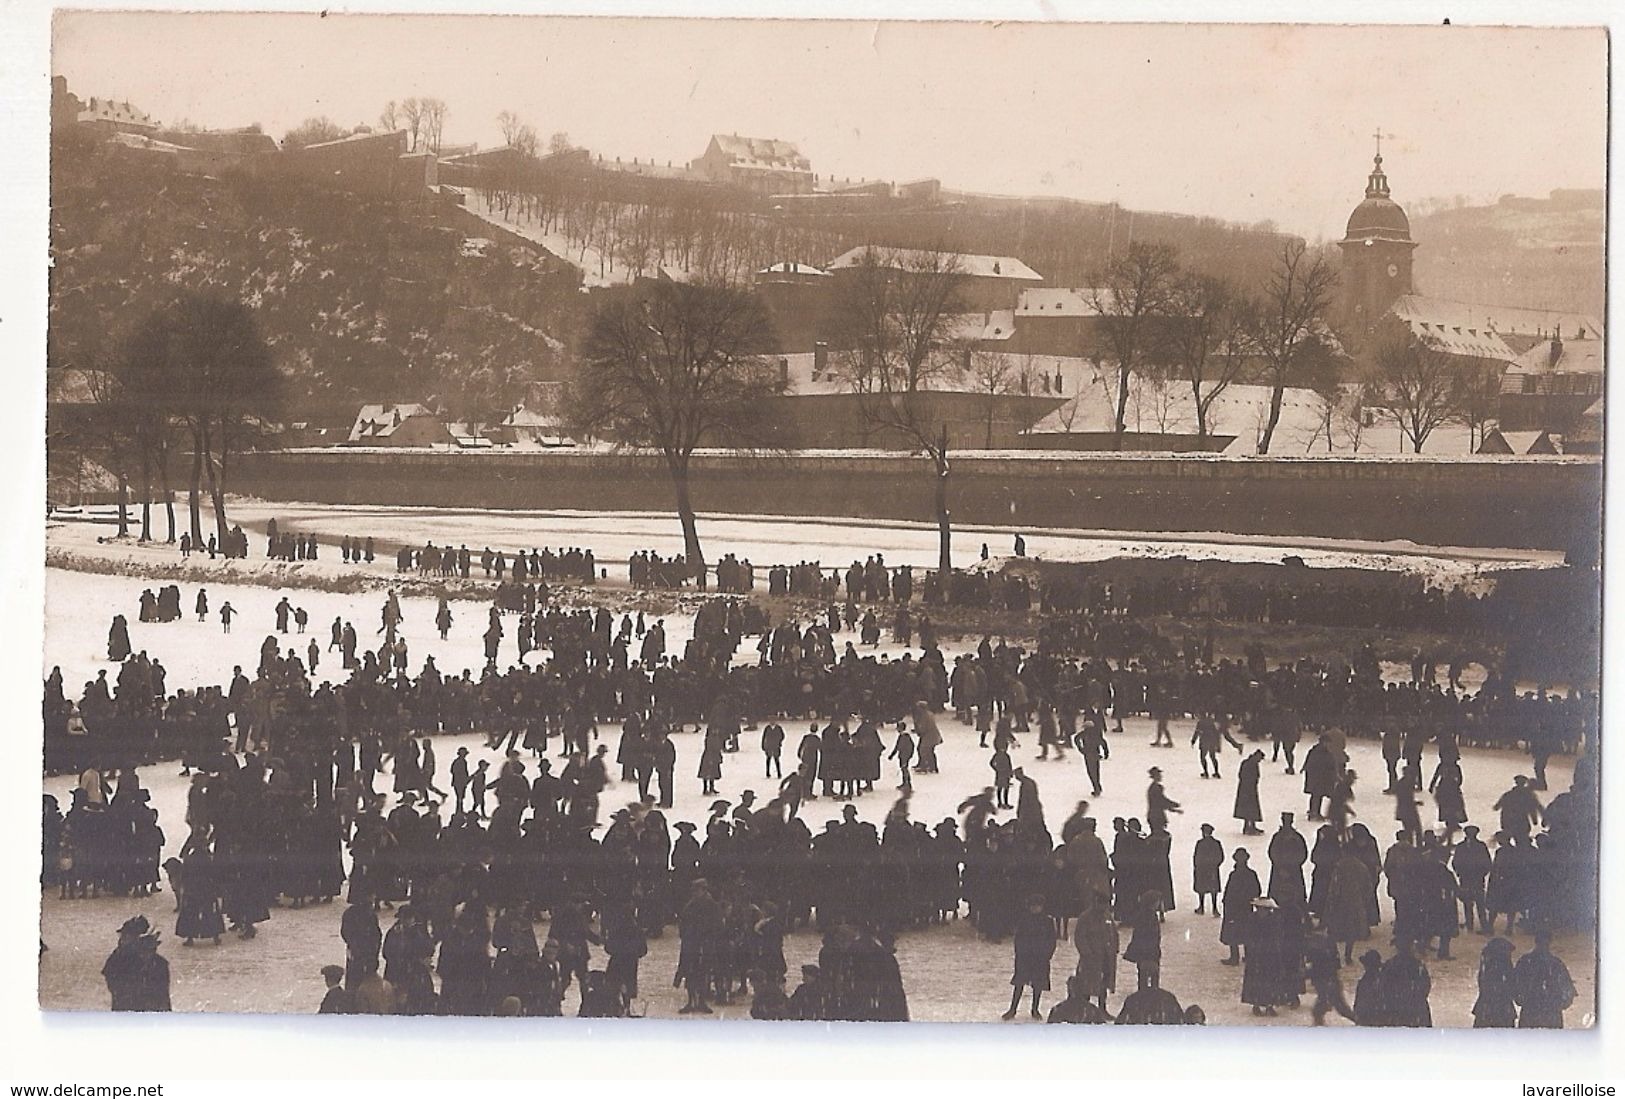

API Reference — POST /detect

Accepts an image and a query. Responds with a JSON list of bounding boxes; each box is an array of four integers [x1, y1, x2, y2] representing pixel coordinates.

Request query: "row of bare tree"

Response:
[[85, 294, 280, 544]]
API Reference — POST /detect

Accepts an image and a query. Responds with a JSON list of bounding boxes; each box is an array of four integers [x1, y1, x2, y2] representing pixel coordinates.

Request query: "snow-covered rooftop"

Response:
[[826, 247, 1043, 282]]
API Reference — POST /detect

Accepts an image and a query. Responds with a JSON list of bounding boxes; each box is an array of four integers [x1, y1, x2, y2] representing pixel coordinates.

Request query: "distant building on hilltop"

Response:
[[694, 134, 814, 194], [283, 130, 437, 199], [52, 76, 157, 137]]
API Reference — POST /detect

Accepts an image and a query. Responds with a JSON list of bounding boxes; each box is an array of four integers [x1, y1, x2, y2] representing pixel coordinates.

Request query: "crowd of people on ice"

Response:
[[214, 518, 1566, 647], [394, 542, 600, 585], [44, 559, 1595, 1027], [174, 524, 250, 560]]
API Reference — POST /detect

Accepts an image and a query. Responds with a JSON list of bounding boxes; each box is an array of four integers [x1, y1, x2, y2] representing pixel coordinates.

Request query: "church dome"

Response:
[[1346, 195, 1411, 239], [1342, 154, 1413, 243]]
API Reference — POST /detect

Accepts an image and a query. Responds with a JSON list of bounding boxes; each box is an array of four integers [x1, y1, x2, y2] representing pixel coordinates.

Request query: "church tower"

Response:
[[1337, 143, 1417, 331]]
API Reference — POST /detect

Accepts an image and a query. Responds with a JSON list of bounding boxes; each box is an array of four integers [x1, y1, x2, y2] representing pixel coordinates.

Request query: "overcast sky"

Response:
[[51, 15, 1605, 241]]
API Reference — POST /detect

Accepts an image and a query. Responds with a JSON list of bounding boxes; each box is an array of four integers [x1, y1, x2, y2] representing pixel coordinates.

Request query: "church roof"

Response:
[[1342, 154, 1414, 244], [1393, 294, 1602, 346]]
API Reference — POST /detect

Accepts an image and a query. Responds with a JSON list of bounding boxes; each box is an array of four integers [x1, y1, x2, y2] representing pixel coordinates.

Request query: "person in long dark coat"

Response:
[[1377, 939, 1433, 1027], [1301, 737, 1340, 820], [108, 615, 132, 663], [1512, 930, 1577, 1029], [678, 881, 723, 1014], [1234, 750, 1265, 834], [1352, 949, 1387, 1026], [1071, 897, 1119, 1016], [1004, 894, 1056, 1020], [1145, 768, 1180, 833], [1415, 847, 1461, 961], [1147, 826, 1175, 913], [341, 900, 383, 988], [1324, 849, 1377, 963], [1220, 849, 1262, 965], [1452, 825, 1493, 933], [1121, 890, 1163, 992], [102, 917, 171, 1012], [1240, 897, 1295, 1015], [1428, 756, 1468, 840], [1267, 812, 1308, 910], [1192, 824, 1223, 915], [174, 844, 225, 945], [1473, 937, 1518, 1028]]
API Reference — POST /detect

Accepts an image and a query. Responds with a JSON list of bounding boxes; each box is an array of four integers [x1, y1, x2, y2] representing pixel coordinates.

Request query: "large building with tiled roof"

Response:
[[694, 134, 814, 194]]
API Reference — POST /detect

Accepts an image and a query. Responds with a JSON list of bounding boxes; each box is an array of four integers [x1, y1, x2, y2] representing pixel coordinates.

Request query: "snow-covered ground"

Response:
[[452, 187, 627, 288], [39, 561, 1595, 1026], [49, 497, 1567, 590]]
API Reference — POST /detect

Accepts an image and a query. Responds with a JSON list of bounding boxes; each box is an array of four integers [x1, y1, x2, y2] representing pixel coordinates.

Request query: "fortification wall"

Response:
[[234, 449, 1603, 557]]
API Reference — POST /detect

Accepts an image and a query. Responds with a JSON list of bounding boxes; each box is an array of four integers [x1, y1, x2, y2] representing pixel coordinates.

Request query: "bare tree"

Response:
[[281, 116, 345, 151], [498, 110, 523, 148], [1452, 359, 1505, 451], [966, 347, 1018, 447], [420, 98, 447, 153], [112, 318, 184, 542], [830, 247, 965, 590], [1090, 241, 1179, 450], [83, 363, 135, 538], [512, 125, 538, 160], [1163, 273, 1252, 447], [400, 97, 424, 151], [1252, 239, 1338, 454], [163, 295, 281, 546], [570, 281, 780, 584], [1298, 345, 1351, 453], [1368, 317, 1458, 453], [379, 100, 399, 133]]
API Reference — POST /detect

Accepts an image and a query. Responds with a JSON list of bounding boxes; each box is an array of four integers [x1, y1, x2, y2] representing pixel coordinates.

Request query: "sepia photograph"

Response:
[[31, 12, 1606, 1041]]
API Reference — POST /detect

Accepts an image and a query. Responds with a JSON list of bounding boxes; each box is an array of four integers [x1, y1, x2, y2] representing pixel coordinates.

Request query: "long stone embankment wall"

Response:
[[235, 449, 1603, 556]]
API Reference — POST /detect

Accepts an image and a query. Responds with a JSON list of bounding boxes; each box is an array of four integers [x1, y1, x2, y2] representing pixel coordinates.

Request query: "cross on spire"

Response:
[[1373, 128, 1394, 159]]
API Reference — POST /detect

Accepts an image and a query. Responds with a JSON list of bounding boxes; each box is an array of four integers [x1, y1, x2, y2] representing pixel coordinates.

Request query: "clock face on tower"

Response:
[[1387, 263, 1399, 278]]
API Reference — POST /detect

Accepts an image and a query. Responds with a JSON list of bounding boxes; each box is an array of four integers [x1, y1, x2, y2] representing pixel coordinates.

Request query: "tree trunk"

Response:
[[1259, 381, 1286, 454], [116, 476, 129, 538], [1192, 382, 1208, 446], [201, 430, 229, 548], [1114, 365, 1132, 451], [138, 450, 152, 543], [934, 426, 952, 601], [670, 460, 705, 590], [188, 440, 204, 544], [161, 458, 176, 543]]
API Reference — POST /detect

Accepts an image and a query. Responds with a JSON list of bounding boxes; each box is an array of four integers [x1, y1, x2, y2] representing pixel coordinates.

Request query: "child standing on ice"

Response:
[[219, 602, 234, 634]]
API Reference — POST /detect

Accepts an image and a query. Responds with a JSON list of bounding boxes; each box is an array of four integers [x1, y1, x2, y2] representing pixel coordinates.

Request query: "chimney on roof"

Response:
[[779, 357, 790, 387], [1550, 326, 1564, 369], [813, 341, 828, 379], [993, 261, 1001, 275], [393, 409, 402, 427]]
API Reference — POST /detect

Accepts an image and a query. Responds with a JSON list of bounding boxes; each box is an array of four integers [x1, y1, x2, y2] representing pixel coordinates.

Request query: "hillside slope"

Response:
[[47, 133, 586, 426], [1410, 189, 1604, 321]]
